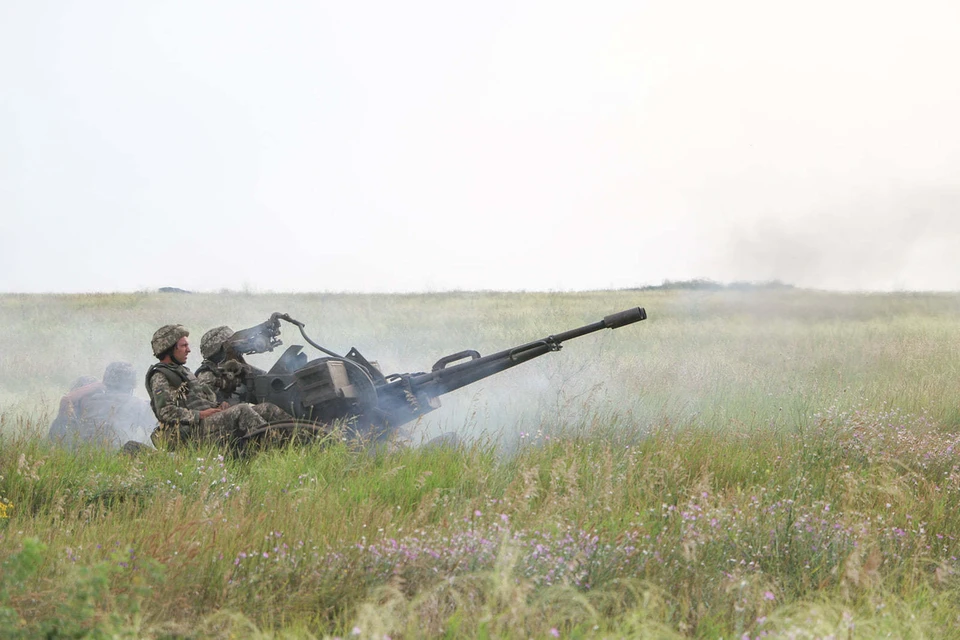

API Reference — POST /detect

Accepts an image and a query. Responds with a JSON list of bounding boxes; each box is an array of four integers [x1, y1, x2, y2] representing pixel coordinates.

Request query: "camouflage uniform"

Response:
[[195, 325, 263, 404], [195, 325, 232, 397], [146, 325, 289, 449], [146, 362, 289, 446], [48, 380, 112, 447], [196, 359, 261, 405], [48, 363, 155, 449], [195, 361, 221, 391]]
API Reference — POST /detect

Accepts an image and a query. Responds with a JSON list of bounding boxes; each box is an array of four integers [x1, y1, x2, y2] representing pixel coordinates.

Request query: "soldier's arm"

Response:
[[149, 372, 201, 427], [196, 368, 218, 389]]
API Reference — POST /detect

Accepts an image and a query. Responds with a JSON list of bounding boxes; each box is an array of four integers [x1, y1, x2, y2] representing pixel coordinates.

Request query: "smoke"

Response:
[[718, 188, 960, 291], [406, 353, 610, 446]]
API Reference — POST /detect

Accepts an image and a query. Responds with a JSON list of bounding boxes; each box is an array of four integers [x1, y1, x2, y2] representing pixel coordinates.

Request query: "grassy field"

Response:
[[3, 289, 960, 638]]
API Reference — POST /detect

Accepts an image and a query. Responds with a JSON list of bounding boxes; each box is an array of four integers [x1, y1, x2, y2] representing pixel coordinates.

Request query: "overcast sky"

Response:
[[2, 0, 959, 293]]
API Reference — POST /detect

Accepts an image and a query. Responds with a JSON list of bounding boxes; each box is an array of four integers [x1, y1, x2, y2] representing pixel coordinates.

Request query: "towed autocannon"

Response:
[[225, 307, 647, 441]]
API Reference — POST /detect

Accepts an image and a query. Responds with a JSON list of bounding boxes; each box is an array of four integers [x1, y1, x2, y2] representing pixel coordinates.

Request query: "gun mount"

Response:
[[226, 308, 647, 442]]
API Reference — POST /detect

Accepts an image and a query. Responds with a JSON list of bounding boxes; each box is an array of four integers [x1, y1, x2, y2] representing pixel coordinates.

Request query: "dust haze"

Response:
[[0, 294, 645, 447]]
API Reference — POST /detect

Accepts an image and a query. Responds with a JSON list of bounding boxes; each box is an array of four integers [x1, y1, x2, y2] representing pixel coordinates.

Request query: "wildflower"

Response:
[[764, 591, 775, 601], [352, 627, 362, 636], [551, 628, 560, 638]]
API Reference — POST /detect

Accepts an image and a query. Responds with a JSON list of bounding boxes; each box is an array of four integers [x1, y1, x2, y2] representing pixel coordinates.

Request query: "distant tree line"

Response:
[[631, 278, 795, 291]]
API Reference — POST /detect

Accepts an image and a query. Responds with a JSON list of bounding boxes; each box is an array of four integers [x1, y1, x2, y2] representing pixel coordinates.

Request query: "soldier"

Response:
[[48, 363, 154, 449], [146, 324, 291, 450], [195, 325, 264, 405], [48, 376, 103, 445]]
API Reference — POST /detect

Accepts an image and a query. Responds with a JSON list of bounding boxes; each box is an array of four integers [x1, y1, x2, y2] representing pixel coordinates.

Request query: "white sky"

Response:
[[2, 0, 959, 293]]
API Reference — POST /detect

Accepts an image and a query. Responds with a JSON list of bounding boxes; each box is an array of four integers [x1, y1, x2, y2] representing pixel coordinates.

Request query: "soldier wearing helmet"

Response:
[[145, 324, 290, 449], [103, 361, 138, 394], [49, 362, 154, 449], [195, 326, 265, 404]]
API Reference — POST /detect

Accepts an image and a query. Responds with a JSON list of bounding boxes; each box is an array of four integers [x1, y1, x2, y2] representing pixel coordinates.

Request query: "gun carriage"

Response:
[[223, 308, 647, 444]]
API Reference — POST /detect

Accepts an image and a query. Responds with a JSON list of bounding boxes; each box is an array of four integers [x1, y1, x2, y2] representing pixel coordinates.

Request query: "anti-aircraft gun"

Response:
[[223, 307, 647, 443]]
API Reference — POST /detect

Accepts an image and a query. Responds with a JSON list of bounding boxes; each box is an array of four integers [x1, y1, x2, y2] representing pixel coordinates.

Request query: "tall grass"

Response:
[[4, 409, 960, 638], [3, 289, 960, 637]]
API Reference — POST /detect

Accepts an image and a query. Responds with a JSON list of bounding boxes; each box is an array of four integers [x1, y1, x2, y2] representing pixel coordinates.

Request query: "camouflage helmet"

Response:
[[200, 326, 235, 359], [151, 324, 189, 358], [103, 361, 137, 392]]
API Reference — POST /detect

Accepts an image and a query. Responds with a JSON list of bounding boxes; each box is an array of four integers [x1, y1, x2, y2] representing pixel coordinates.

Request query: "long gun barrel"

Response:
[[365, 308, 647, 430], [409, 307, 646, 397]]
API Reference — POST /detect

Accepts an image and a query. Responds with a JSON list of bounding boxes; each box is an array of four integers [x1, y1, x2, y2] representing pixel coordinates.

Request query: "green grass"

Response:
[[3, 289, 960, 637]]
